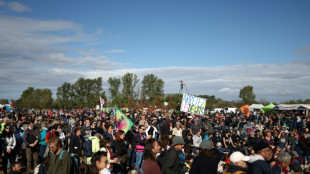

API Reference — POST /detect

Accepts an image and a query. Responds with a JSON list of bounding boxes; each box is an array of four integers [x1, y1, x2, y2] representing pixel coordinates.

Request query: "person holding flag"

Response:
[[100, 97, 105, 111]]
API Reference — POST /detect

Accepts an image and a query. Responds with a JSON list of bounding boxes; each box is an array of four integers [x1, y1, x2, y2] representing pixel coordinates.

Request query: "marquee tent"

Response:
[[262, 103, 275, 113], [249, 104, 264, 112]]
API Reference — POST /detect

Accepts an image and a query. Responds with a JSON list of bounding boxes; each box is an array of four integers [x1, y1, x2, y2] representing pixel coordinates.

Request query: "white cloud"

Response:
[[7, 2, 32, 12], [104, 50, 126, 54], [0, 1, 5, 6], [218, 88, 239, 94], [0, 14, 309, 103], [295, 45, 310, 55]]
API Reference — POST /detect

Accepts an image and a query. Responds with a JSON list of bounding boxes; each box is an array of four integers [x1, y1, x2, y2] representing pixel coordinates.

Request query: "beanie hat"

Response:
[[200, 140, 212, 150], [253, 141, 269, 152], [172, 136, 185, 146]]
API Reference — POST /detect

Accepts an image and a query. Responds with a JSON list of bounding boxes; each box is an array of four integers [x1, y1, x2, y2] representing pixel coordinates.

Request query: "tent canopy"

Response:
[[273, 104, 310, 110], [262, 103, 275, 113], [249, 104, 264, 112]]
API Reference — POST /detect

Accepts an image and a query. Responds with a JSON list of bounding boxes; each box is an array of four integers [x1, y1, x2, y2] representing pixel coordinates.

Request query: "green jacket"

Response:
[[47, 148, 72, 174], [86, 136, 100, 164]]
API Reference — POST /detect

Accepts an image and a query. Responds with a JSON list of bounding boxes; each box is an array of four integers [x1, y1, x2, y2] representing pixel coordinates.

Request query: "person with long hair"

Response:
[[113, 130, 128, 174], [100, 137, 118, 172], [142, 138, 161, 174], [1, 124, 16, 174], [69, 127, 85, 169], [98, 120, 107, 135], [91, 151, 110, 174], [189, 140, 222, 174]]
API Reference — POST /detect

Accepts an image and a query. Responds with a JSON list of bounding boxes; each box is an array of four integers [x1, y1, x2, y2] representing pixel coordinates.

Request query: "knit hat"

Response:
[[172, 136, 185, 146], [253, 141, 269, 152], [200, 140, 212, 150]]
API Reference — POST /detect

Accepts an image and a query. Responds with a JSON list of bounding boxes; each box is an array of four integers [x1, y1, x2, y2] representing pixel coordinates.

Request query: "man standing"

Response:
[[23, 121, 40, 174], [247, 141, 276, 174], [142, 138, 161, 174], [47, 137, 72, 174], [224, 151, 249, 174], [162, 136, 185, 174]]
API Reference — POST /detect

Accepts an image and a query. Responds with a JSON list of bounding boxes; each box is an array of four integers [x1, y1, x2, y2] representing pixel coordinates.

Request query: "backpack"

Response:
[[157, 149, 170, 169], [59, 150, 79, 174], [83, 138, 93, 157]]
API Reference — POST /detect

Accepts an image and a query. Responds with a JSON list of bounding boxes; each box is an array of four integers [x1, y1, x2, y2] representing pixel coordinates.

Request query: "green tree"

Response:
[[239, 85, 256, 105], [16, 87, 53, 108], [107, 77, 121, 101], [55, 77, 106, 109], [56, 82, 74, 109], [72, 77, 104, 108], [38, 89, 53, 108], [141, 74, 164, 102], [122, 73, 139, 98]]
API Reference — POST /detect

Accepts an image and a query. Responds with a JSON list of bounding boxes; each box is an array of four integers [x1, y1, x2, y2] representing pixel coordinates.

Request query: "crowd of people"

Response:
[[0, 108, 309, 174]]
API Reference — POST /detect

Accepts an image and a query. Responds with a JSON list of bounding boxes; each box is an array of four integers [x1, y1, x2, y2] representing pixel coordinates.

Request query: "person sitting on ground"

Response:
[[8, 162, 22, 174], [224, 151, 249, 174], [272, 151, 292, 174], [190, 139, 222, 174], [247, 140, 277, 174]]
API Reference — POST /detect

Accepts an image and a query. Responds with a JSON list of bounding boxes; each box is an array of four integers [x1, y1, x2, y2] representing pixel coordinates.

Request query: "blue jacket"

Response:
[[39, 128, 48, 145]]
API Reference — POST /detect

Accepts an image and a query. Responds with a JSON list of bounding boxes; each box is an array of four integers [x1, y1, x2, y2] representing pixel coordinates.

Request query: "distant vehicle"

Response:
[[224, 107, 238, 114], [210, 108, 223, 114]]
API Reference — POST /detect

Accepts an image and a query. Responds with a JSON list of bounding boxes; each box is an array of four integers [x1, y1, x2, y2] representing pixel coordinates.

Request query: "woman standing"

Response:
[[100, 137, 118, 173], [113, 130, 129, 174], [98, 120, 107, 135], [69, 127, 84, 162], [1, 124, 17, 174]]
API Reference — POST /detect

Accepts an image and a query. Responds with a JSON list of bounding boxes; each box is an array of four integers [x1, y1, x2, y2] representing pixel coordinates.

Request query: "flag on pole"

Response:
[[114, 105, 134, 134], [100, 97, 104, 111], [8, 99, 14, 108], [240, 104, 250, 117]]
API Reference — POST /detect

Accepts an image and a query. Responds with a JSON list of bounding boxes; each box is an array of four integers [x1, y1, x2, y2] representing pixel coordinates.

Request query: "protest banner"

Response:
[[115, 105, 134, 134], [180, 94, 206, 115], [240, 104, 250, 117]]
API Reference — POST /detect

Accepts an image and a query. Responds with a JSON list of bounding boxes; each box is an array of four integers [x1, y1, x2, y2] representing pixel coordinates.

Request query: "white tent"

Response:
[[249, 104, 264, 112]]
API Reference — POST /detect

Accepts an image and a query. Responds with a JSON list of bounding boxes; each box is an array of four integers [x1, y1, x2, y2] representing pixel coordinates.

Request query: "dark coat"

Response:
[[162, 146, 182, 174], [225, 165, 247, 174], [189, 149, 221, 174], [68, 134, 84, 156], [113, 140, 127, 157], [248, 159, 277, 174]]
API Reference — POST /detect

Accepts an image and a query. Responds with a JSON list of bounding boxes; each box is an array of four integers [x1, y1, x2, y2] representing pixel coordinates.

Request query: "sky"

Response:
[[0, 0, 310, 103]]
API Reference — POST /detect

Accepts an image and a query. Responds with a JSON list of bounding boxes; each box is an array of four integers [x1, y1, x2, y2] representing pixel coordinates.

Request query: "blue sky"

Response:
[[0, 0, 310, 102]]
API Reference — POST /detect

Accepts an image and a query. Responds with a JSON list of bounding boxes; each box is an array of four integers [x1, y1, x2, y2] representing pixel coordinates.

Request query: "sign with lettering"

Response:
[[180, 94, 206, 115]]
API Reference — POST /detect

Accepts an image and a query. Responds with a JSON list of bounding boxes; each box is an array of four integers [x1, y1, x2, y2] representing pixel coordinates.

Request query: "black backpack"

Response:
[[157, 149, 170, 169], [83, 138, 93, 157]]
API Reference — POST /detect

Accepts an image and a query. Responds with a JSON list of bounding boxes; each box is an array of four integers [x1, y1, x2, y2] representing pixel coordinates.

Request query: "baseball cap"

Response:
[[216, 142, 222, 147], [229, 151, 250, 163]]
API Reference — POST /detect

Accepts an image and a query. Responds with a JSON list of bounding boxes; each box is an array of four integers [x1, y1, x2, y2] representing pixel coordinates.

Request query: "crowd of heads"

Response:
[[0, 107, 309, 173]]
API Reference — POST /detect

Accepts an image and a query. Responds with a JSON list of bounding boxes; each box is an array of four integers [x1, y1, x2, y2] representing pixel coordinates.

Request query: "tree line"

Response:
[[4, 75, 310, 110], [14, 73, 165, 109]]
